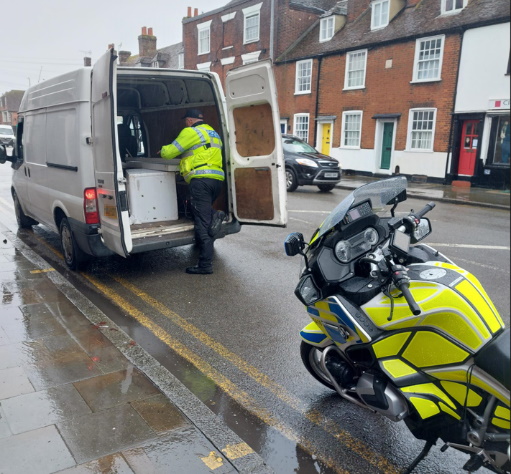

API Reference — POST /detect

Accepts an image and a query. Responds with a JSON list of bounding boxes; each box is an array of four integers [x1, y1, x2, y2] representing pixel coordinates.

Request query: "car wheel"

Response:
[[317, 184, 336, 192], [59, 217, 87, 271], [286, 168, 298, 192], [13, 191, 37, 228]]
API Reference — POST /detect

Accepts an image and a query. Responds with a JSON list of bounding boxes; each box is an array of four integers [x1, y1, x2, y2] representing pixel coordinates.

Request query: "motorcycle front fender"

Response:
[[300, 321, 332, 348]]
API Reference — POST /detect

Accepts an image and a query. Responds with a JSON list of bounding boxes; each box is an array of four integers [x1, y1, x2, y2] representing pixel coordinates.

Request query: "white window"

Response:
[[371, 0, 389, 30], [320, 17, 335, 42], [197, 21, 212, 55], [407, 108, 437, 151], [344, 50, 367, 89], [442, 0, 467, 14], [413, 35, 445, 82], [295, 60, 313, 94], [293, 114, 310, 141], [341, 111, 363, 148], [243, 3, 262, 44], [178, 53, 184, 69]]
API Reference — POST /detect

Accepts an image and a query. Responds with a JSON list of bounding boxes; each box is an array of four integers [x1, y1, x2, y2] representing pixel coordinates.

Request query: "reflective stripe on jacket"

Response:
[[160, 123, 224, 183]]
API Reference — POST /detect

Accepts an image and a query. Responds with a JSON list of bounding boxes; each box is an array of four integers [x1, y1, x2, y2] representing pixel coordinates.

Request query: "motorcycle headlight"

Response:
[[295, 275, 321, 306], [295, 158, 319, 168]]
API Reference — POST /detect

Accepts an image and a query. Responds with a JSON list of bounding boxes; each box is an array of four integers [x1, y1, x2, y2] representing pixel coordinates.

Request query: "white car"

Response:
[[0, 124, 14, 147]]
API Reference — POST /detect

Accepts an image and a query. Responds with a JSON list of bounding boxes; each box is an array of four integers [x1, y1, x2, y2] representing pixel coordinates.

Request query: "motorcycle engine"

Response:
[[356, 373, 409, 422]]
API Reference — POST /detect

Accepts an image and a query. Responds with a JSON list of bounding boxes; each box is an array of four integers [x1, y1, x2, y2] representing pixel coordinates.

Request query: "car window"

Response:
[[0, 125, 14, 136], [282, 137, 317, 154]]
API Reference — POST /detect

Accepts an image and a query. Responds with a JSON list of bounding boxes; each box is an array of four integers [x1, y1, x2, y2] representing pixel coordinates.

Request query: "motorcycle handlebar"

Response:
[[400, 283, 422, 316], [414, 201, 436, 219]]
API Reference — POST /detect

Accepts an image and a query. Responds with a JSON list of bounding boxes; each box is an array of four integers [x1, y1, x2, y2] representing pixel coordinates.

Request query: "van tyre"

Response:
[[13, 191, 37, 228], [60, 217, 87, 271], [317, 184, 335, 192], [286, 168, 298, 192]]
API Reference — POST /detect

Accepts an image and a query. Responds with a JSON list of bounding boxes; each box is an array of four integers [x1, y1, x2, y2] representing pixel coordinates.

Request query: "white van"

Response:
[[0, 124, 15, 147], [0, 49, 287, 270]]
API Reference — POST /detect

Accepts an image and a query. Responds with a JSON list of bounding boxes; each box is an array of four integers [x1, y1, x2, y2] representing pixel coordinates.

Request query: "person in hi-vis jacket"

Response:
[[158, 109, 226, 274]]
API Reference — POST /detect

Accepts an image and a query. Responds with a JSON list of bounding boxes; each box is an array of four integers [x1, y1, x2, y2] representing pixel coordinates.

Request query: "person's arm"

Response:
[[159, 127, 199, 159]]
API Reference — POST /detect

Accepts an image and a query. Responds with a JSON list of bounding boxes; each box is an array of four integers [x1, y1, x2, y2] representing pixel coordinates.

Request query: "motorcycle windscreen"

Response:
[[91, 48, 132, 256], [225, 60, 287, 226]]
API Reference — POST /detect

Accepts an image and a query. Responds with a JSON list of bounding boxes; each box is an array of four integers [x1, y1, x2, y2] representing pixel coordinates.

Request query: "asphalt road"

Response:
[[0, 162, 509, 473]]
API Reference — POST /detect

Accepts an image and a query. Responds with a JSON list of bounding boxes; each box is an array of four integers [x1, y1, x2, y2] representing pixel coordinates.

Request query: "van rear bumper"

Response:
[[68, 218, 114, 258]]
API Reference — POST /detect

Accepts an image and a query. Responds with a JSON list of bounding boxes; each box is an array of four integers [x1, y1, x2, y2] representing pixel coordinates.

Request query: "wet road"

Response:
[[0, 162, 509, 474]]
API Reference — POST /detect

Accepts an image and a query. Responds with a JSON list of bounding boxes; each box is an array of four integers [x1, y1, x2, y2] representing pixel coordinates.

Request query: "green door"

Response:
[[380, 122, 394, 170]]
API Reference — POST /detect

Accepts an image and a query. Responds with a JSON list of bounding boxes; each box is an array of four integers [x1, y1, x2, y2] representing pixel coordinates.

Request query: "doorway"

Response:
[[380, 122, 394, 170], [458, 120, 479, 176], [321, 123, 331, 155]]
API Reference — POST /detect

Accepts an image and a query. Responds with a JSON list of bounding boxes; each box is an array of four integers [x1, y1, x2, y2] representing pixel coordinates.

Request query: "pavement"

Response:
[[0, 173, 508, 474]]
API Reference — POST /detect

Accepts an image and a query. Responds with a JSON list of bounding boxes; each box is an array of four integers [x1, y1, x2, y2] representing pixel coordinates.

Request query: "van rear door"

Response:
[[225, 60, 287, 227], [91, 48, 132, 256]]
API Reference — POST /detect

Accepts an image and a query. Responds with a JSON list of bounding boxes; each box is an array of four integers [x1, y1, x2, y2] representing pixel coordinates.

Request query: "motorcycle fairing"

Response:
[[299, 321, 331, 347], [362, 262, 504, 353]]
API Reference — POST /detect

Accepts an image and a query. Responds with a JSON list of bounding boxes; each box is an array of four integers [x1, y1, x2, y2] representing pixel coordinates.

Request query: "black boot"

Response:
[[209, 211, 226, 238], [186, 265, 213, 274]]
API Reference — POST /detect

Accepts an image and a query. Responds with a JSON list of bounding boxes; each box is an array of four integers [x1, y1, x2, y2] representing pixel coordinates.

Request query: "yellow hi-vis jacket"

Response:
[[160, 123, 224, 184]]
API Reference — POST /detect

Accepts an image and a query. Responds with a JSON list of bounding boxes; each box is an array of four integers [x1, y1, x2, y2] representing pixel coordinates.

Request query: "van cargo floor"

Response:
[[130, 219, 195, 239]]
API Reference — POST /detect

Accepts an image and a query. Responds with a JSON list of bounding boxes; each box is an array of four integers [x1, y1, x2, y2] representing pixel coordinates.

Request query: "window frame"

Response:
[[341, 111, 363, 149], [320, 17, 335, 42], [197, 21, 212, 55], [371, 0, 390, 30], [243, 3, 262, 45], [441, 0, 467, 15], [407, 108, 437, 152], [412, 35, 445, 83], [344, 49, 368, 90], [295, 59, 313, 95], [293, 114, 310, 142]]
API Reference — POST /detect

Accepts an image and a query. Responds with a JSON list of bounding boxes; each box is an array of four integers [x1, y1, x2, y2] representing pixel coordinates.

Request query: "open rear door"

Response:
[[91, 48, 132, 256], [225, 60, 287, 226]]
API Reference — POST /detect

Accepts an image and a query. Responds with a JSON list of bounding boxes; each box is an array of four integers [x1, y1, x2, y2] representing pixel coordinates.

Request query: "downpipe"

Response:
[[320, 345, 376, 413]]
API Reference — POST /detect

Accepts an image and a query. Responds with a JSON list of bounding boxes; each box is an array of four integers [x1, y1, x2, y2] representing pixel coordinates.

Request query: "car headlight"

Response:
[[295, 158, 318, 168], [295, 275, 321, 306]]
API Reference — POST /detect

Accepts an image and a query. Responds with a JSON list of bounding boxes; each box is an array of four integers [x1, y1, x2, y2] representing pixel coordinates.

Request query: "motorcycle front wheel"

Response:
[[300, 342, 336, 391]]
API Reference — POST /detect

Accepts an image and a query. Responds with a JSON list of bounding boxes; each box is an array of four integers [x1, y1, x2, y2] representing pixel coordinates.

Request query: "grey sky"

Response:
[[1, 0, 227, 95]]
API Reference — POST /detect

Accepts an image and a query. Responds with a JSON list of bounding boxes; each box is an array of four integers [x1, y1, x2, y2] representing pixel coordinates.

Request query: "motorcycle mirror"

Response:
[[411, 218, 432, 244], [284, 232, 305, 257]]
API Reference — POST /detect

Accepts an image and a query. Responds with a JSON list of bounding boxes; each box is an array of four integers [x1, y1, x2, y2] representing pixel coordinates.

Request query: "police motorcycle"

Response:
[[284, 176, 510, 473]]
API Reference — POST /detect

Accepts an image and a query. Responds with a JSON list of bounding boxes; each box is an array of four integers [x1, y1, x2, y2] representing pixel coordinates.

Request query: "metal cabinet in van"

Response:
[[0, 49, 287, 269]]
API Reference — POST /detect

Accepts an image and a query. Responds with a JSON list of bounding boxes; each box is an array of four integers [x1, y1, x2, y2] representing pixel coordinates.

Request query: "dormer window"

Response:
[[371, 0, 389, 30], [441, 0, 467, 14], [320, 17, 335, 42]]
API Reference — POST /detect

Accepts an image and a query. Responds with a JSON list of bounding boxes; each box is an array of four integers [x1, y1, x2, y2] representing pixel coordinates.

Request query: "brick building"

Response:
[[0, 90, 24, 127]]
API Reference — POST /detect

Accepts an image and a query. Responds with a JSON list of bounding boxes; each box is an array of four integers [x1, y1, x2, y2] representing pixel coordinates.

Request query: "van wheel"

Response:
[[286, 168, 298, 192], [59, 218, 87, 271], [317, 184, 335, 192], [13, 191, 37, 228]]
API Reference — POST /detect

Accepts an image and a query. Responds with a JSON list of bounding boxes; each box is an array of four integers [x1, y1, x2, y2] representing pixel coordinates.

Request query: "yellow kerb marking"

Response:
[[222, 443, 254, 460], [201, 451, 224, 470], [30, 268, 55, 274]]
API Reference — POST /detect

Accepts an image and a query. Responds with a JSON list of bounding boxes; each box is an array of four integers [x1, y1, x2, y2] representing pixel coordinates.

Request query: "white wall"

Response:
[[455, 22, 510, 113]]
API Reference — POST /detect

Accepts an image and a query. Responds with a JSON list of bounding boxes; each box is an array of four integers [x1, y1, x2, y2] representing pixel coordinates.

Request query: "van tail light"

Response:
[[84, 188, 99, 224]]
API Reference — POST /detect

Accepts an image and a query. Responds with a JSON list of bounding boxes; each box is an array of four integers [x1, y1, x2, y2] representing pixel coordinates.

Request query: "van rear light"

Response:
[[84, 188, 99, 224]]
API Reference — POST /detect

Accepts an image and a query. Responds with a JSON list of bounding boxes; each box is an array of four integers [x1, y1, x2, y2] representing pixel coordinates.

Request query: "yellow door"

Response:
[[321, 124, 331, 155]]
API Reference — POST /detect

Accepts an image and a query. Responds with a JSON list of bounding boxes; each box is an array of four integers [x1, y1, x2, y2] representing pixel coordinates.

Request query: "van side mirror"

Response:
[[0, 145, 9, 164]]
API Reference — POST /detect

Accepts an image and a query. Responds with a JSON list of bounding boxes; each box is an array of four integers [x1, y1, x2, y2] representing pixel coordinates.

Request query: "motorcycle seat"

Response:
[[474, 328, 510, 391]]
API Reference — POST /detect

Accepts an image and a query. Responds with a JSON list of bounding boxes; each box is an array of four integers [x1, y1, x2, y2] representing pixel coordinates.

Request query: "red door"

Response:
[[458, 120, 479, 176]]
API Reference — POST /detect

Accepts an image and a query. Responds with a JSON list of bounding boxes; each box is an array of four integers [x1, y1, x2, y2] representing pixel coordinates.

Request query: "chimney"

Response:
[[138, 26, 157, 58], [187, 6, 192, 17], [194, 8, 199, 16], [84, 57, 91, 67], [118, 51, 131, 65]]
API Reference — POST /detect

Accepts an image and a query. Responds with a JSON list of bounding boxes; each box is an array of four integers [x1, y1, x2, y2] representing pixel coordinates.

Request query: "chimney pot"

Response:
[[194, 8, 198, 16], [148, 27, 153, 36], [142, 26, 147, 35], [187, 6, 192, 17]]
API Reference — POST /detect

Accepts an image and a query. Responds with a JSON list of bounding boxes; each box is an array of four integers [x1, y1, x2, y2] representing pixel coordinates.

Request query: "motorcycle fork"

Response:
[[320, 345, 376, 413]]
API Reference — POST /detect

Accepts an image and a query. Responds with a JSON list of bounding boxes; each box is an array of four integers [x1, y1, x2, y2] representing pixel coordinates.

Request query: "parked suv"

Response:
[[282, 134, 341, 192], [0, 124, 15, 147]]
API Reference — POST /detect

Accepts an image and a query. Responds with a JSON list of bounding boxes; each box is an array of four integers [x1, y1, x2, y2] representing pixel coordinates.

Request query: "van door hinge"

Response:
[[86, 137, 93, 145], [117, 177, 127, 184], [118, 191, 128, 212]]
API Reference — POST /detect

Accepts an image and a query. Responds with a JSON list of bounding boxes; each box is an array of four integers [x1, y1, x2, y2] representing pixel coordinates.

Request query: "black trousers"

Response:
[[189, 178, 223, 268]]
